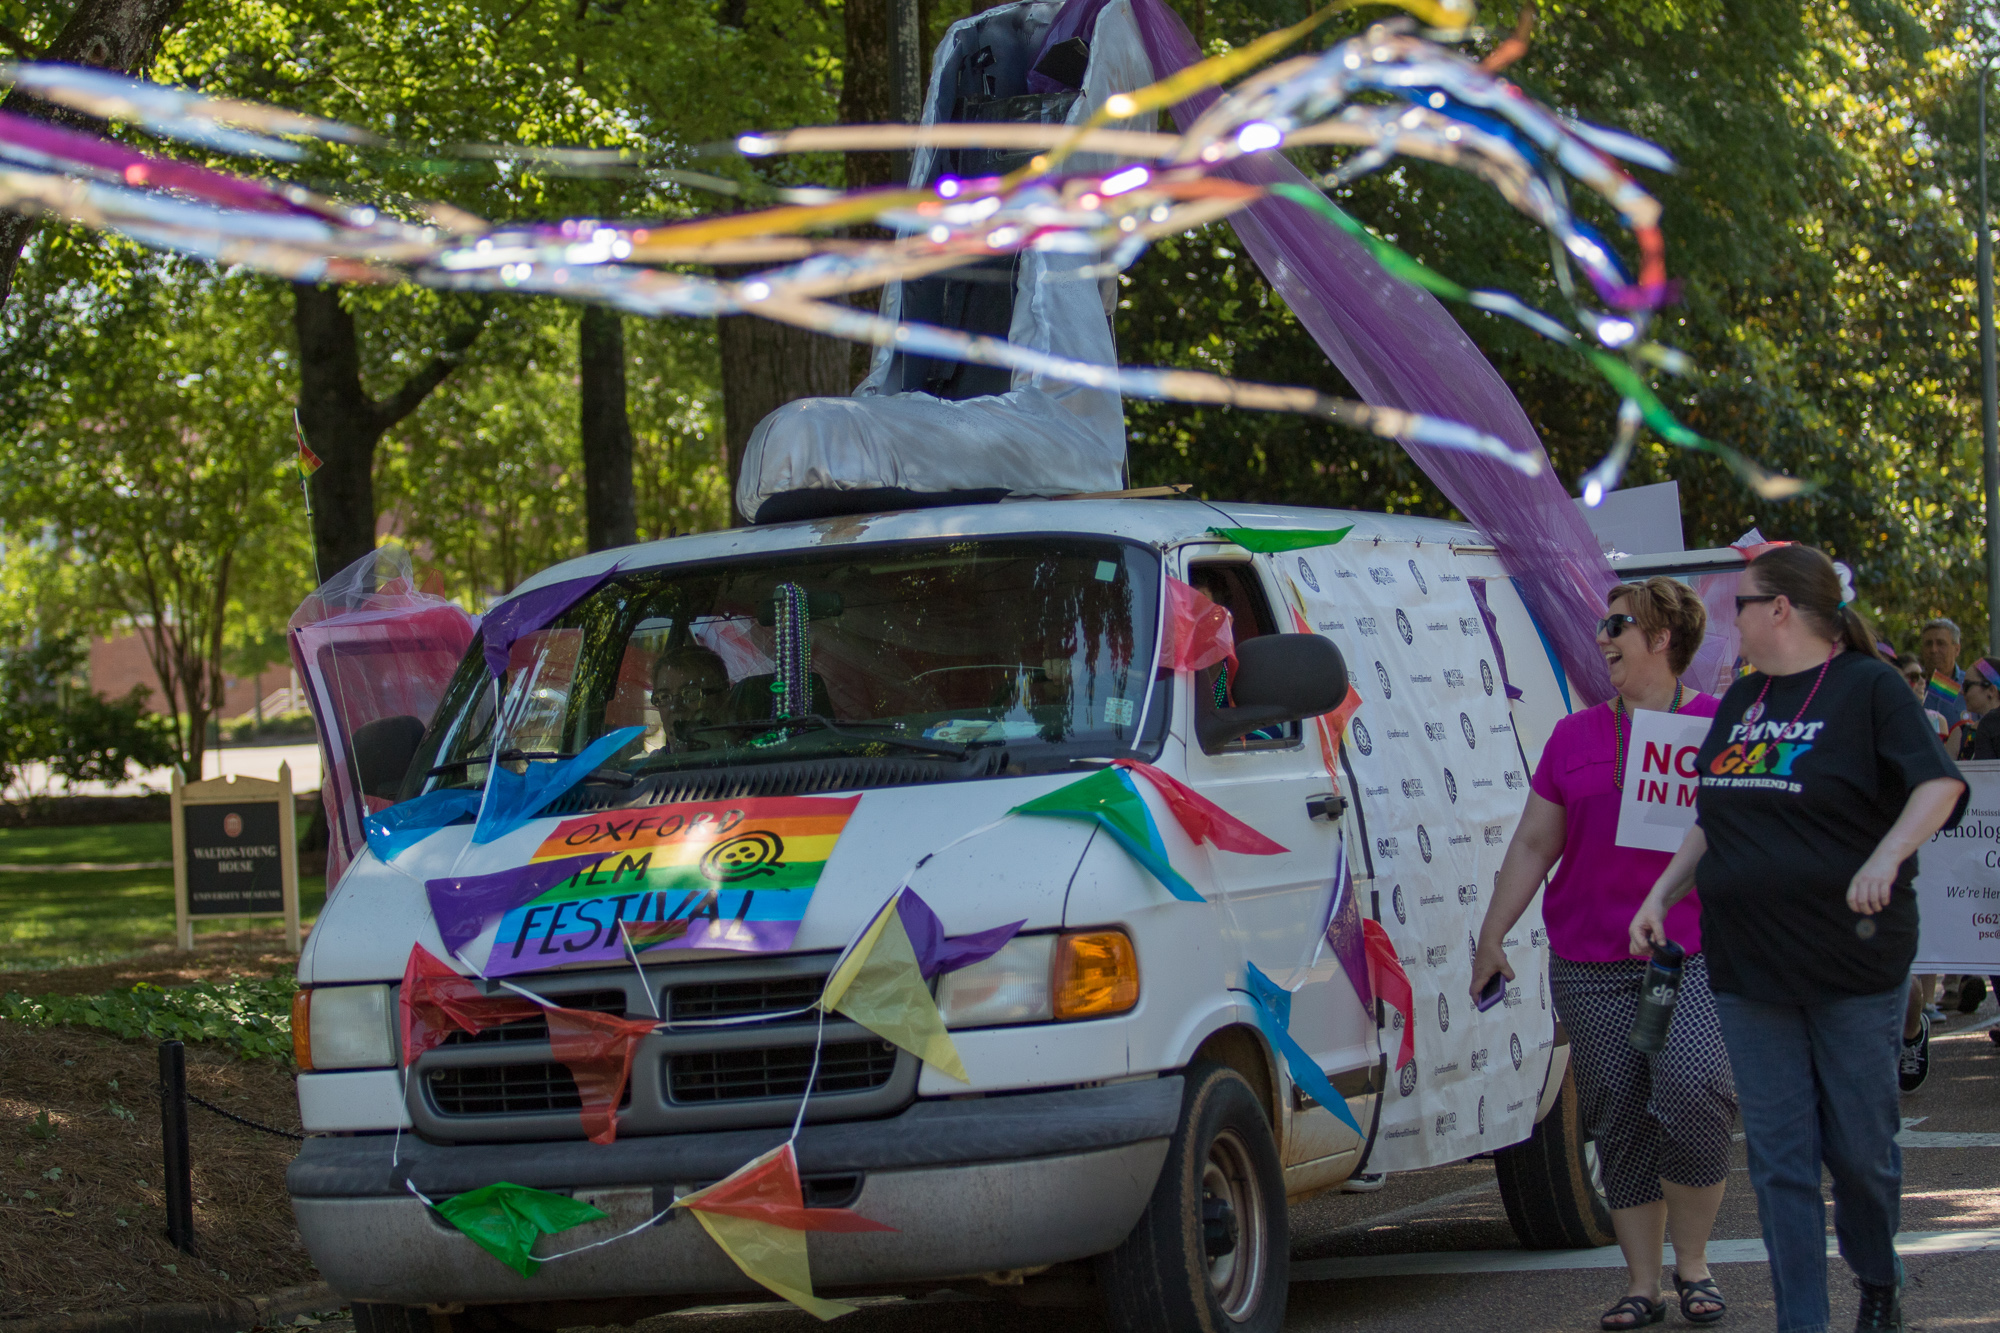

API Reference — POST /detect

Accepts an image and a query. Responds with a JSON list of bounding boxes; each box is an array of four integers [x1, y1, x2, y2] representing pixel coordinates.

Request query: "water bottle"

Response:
[[1627, 940, 1686, 1054]]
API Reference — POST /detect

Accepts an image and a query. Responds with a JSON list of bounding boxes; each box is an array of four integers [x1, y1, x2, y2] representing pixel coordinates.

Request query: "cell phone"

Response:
[[1475, 971, 1506, 1012]]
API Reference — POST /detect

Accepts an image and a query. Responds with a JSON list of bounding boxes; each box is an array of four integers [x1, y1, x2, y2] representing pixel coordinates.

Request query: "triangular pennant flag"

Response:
[[424, 855, 603, 958], [677, 1143, 893, 1232], [1363, 919, 1417, 1072], [470, 725, 646, 845], [894, 889, 1023, 979], [676, 1144, 892, 1321], [1113, 759, 1287, 854], [1242, 963, 1364, 1137], [431, 1180, 607, 1277], [546, 1005, 658, 1145], [1163, 577, 1236, 673], [1205, 525, 1352, 553], [366, 787, 483, 862], [819, 894, 967, 1082], [399, 944, 543, 1064], [1012, 767, 1204, 902]]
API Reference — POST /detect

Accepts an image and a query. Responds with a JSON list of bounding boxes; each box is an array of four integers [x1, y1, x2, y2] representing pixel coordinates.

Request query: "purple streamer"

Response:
[[481, 571, 615, 678], [1127, 0, 1617, 705], [0, 109, 318, 217], [1026, 0, 1115, 94], [426, 855, 602, 956], [896, 888, 1026, 980], [1466, 576, 1527, 702]]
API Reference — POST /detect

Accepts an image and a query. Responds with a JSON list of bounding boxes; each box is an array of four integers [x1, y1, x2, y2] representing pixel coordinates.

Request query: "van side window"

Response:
[[1188, 560, 1298, 753]]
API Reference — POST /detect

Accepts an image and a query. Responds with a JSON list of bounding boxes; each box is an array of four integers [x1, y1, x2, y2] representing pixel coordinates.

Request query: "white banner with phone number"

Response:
[[1914, 760, 2000, 973]]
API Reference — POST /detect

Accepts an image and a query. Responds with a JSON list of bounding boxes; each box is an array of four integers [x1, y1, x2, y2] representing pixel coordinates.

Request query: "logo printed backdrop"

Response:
[[1277, 542, 1554, 1169]]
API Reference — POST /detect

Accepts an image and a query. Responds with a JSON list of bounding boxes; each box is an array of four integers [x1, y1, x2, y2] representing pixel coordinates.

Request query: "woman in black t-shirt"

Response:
[[1629, 545, 1965, 1333]]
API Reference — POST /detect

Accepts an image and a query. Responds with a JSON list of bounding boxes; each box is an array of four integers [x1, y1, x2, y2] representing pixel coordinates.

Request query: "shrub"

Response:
[[0, 633, 178, 800], [0, 976, 298, 1061]]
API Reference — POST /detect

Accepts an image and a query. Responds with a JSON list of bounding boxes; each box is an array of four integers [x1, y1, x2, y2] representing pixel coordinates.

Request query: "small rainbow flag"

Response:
[[297, 436, 324, 481], [1931, 671, 1962, 701]]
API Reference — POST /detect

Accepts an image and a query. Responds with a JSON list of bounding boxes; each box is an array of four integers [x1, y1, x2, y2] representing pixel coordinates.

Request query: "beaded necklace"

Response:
[[1736, 642, 1838, 739], [769, 581, 812, 721], [1611, 681, 1684, 792]]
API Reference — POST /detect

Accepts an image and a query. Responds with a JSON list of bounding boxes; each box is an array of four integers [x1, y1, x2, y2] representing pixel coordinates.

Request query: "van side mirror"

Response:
[[352, 714, 426, 800], [1198, 634, 1349, 752]]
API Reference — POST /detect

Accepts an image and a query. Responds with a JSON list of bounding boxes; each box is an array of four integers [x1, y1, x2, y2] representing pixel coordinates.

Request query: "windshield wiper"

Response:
[[426, 748, 570, 776], [686, 714, 969, 760]]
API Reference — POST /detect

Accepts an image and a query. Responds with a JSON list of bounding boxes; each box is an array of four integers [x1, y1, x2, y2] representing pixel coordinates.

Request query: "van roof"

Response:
[[503, 499, 1486, 604]]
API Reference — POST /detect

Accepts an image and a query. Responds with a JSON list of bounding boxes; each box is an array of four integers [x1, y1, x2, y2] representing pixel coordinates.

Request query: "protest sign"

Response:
[[1914, 760, 2000, 973], [1613, 708, 1711, 853]]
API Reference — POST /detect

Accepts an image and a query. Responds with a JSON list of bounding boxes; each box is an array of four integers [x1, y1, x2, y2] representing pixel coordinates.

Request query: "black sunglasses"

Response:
[[1734, 594, 1780, 613], [1597, 613, 1638, 638]]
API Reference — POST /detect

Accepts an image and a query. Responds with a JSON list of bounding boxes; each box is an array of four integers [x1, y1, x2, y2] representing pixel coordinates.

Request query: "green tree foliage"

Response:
[[0, 256, 308, 776], [1125, 0, 1990, 652]]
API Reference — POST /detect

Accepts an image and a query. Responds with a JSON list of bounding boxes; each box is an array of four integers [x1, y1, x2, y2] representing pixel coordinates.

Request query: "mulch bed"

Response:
[[0, 987, 320, 1317], [0, 940, 306, 1001]]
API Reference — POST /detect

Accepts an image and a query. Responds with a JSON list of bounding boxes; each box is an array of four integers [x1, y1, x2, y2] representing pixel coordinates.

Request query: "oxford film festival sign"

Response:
[[1914, 759, 2000, 974], [1613, 709, 1712, 853], [171, 766, 302, 952]]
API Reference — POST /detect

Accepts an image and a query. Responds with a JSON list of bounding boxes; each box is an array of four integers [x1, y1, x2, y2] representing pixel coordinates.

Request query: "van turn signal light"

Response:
[[1053, 931, 1139, 1020], [291, 989, 313, 1070]]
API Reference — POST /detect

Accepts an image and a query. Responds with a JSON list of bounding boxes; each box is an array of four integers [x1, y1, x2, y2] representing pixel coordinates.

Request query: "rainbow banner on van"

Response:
[[478, 795, 862, 976]]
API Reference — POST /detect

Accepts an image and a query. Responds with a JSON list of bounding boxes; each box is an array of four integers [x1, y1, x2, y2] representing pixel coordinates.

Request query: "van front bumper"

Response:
[[288, 1077, 1179, 1306]]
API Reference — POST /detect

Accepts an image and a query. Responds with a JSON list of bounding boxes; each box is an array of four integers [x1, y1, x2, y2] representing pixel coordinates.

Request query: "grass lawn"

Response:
[[0, 824, 324, 970]]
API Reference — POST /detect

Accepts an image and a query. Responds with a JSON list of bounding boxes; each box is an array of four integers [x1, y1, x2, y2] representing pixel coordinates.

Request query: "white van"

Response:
[[287, 499, 1613, 1333]]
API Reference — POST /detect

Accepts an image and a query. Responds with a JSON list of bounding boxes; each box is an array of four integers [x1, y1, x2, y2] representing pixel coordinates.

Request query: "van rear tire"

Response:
[[1097, 1061, 1287, 1333], [1493, 1062, 1615, 1249]]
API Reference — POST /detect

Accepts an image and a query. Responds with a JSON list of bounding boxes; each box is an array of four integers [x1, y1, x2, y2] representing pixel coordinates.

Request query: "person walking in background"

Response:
[[1894, 655, 1949, 743], [1945, 657, 2000, 760], [1917, 618, 1966, 728], [1476, 577, 1734, 1330], [1630, 545, 1965, 1333]]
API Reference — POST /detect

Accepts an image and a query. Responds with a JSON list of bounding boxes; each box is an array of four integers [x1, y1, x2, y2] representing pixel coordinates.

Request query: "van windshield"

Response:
[[407, 535, 1163, 800]]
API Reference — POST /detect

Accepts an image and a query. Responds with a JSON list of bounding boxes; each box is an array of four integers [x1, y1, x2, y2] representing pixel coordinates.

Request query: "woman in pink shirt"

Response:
[[1473, 577, 1736, 1330]]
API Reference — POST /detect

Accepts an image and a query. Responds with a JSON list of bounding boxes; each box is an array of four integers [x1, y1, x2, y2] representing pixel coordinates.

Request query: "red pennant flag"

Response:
[[1362, 919, 1416, 1071], [681, 1143, 894, 1233], [1114, 759, 1287, 855], [399, 944, 543, 1064], [1163, 577, 1236, 673], [546, 1006, 658, 1145]]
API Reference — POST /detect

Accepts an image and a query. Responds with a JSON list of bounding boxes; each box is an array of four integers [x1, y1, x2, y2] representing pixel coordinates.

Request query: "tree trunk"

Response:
[[717, 314, 855, 521], [579, 304, 637, 551], [292, 284, 489, 581], [0, 0, 188, 310]]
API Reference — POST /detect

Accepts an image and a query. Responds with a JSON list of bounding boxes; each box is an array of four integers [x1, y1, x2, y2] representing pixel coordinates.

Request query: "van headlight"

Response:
[[294, 984, 396, 1070], [937, 930, 1139, 1028]]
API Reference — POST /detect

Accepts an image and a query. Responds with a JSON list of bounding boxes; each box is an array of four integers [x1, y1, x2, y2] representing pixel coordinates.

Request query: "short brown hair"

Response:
[[1607, 576, 1708, 676]]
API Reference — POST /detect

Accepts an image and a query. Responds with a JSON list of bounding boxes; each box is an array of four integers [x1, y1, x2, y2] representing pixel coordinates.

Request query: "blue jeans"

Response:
[[1712, 986, 1905, 1333]]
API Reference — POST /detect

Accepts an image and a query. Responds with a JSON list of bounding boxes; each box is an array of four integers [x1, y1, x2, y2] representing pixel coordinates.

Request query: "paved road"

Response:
[[614, 1002, 2000, 1333]]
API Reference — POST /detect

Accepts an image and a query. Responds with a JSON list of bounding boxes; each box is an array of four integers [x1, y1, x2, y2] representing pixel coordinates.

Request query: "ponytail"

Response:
[[1745, 544, 1878, 655]]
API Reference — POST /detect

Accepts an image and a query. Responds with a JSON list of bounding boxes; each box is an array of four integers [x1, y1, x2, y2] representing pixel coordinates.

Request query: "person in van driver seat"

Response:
[[650, 645, 732, 752], [1474, 577, 1737, 1330]]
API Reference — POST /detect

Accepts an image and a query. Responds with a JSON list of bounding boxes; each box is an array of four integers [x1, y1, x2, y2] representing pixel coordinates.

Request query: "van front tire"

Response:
[[1493, 1063, 1615, 1249], [1097, 1062, 1288, 1333]]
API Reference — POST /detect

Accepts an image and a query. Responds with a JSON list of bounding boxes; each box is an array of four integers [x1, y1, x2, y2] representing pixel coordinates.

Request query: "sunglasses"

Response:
[[1597, 613, 1639, 638], [1734, 594, 1779, 613]]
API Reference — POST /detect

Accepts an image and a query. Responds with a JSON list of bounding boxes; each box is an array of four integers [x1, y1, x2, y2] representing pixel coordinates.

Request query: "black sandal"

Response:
[[1600, 1295, 1666, 1330], [1674, 1271, 1727, 1324]]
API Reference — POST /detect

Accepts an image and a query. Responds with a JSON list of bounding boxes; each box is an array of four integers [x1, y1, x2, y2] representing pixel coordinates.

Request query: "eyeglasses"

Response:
[[1734, 594, 1779, 613], [1596, 613, 1638, 638], [651, 682, 729, 708]]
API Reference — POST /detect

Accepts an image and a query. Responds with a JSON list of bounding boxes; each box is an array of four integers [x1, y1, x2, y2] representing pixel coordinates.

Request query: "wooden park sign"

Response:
[[170, 765, 301, 952]]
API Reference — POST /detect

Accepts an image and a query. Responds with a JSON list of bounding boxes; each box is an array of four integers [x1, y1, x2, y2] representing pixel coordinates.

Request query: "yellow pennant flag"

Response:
[[685, 1210, 855, 1321], [819, 893, 967, 1083]]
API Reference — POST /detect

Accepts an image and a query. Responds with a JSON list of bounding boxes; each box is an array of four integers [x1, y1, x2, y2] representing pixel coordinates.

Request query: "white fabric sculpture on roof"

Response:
[[736, 0, 1149, 525]]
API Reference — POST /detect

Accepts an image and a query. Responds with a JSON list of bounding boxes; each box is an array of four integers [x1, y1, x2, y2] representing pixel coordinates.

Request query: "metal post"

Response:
[[159, 1040, 195, 1253], [1981, 65, 2000, 655], [888, 0, 923, 185]]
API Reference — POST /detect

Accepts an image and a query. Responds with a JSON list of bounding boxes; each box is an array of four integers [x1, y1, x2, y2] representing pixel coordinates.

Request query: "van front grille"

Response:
[[668, 976, 824, 1023], [666, 1039, 899, 1103], [442, 990, 628, 1046]]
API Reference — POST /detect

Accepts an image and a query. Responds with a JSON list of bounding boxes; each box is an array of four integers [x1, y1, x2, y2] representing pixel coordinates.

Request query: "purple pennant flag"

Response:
[[896, 889, 1025, 980], [481, 571, 615, 678], [426, 855, 602, 957]]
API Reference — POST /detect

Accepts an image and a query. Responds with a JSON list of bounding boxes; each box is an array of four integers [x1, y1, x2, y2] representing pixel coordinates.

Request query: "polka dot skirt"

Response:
[[1549, 952, 1739, 1211]]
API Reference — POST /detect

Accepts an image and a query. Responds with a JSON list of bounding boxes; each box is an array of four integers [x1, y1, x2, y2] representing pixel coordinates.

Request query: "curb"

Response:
[[0, 1284, 342, 1333]]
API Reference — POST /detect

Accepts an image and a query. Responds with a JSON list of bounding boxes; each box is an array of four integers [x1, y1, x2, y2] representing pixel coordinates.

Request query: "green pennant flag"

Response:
[[433, 1181, 608, 1277], [1206, 526, 1353, 553], [1012, 768, 1204, 903]]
